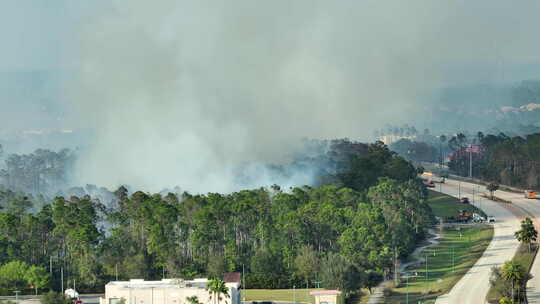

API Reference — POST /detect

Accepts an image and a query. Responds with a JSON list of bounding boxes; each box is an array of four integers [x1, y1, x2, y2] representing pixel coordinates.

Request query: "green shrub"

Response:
[[41, 291, 71, 304]]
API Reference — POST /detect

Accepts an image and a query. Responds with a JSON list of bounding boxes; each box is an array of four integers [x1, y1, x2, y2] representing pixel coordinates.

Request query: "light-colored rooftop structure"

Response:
[[100, 278, 240, 304], [309, 290, 343, 304]]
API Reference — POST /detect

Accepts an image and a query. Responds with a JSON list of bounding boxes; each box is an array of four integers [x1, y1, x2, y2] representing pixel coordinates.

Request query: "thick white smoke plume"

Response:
[[69, 0, 540, 192]]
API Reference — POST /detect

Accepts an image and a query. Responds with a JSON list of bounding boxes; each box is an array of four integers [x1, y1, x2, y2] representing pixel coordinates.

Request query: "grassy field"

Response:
[[242, 289, 318, 304], [377, 191, 493, 303], [384, 225, 493, 303], [486, 243, 538, 303], [427, 190, 486, 219], [244, 192, 493, 304]]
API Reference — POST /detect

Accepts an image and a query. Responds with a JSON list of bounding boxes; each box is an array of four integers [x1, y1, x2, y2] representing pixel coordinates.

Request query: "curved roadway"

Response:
[[473, 184, 540, 303], [432, 179, 520, 304]]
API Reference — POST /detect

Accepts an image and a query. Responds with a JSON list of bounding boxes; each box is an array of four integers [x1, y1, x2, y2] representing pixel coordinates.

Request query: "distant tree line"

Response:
[[0, 140, 431, 298], [0, 146, 75, 196], [389, 139, 439, 164], [448, 132, 540, 189]]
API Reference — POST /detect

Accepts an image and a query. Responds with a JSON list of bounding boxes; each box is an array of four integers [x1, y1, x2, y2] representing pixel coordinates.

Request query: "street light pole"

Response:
[[425, 253, 429, 295], [293, 285, 296, 304], [14, 290, 20, 304], [452, 246, 455, 273], [406, 275, 409, 304]]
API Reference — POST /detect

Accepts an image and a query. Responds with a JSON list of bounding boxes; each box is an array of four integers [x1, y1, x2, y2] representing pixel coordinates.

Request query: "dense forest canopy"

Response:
[[448, 132, 540, 189], [385, 128, 540, 190], [0, 140, 430, 297]]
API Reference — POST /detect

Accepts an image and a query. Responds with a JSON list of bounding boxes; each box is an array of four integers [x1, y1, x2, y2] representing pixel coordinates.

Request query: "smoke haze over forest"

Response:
[[3, 0, 540, 192]]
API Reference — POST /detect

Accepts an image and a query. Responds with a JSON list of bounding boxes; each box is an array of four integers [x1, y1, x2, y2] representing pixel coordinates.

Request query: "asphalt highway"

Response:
[[433, 179, 520, 304]]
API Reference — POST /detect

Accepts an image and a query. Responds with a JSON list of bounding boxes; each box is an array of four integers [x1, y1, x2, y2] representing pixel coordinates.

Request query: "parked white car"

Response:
[[487, 216, 496, 223], [472, 213, 486, 223]]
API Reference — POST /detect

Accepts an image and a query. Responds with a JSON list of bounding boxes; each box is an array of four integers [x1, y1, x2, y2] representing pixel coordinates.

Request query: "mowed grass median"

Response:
[[427, 190, 486, 219], [243, 289, 317, 304], [385, 225, 493, 303], [383, 190, 493, 303]]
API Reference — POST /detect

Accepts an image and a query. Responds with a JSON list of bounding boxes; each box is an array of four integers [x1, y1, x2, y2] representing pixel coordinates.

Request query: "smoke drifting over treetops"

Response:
[[67, 0, 540, 192]]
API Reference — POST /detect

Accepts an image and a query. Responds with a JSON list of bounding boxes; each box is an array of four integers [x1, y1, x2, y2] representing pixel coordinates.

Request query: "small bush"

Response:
[[41, 291, 71, 304]]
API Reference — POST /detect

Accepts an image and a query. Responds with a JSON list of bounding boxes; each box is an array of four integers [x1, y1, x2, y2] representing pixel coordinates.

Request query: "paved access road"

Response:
[[477, 185, 540, 303], [432, 179, 520, 304]]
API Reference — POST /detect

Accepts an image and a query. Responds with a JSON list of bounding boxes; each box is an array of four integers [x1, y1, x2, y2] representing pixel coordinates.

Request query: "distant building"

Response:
[[378, 135, 416, 146], [100, 277, 240, 304], [309, 290, 343, 304]]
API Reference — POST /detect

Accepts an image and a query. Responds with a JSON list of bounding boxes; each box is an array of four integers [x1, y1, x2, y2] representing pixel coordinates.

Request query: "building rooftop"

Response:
[[309, 290, 342, 295], [107, 279, 208, 289]]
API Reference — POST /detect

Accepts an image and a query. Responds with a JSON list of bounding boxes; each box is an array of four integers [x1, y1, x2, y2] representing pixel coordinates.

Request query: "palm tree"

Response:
[[515, 217, 538, 252], [207, 278, 230, 304], [186, 296, 201, 304], [501, 261, 524, 301], [487, 182, 499, 200]]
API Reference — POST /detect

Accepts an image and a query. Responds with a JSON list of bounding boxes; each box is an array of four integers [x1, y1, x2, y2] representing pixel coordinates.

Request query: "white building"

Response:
[[100, 278, 240, 304], [378, 135, 416, 146]]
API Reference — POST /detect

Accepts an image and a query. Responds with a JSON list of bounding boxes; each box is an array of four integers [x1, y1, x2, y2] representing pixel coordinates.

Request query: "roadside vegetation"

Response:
[[0, 140, 433, 302], [390, 130, 540, 190], [380, 191, 493, 303], [426, 190, 486, 219], [384, 224, 493, 303], [487, 217, 538, 304]]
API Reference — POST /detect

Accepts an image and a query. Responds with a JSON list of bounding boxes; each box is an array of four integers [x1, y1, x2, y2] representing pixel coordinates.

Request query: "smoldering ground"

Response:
[[63, 0, 540, 192]]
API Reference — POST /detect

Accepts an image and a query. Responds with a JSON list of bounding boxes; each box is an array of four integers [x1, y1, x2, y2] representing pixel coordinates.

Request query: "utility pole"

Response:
[[50, 256, 53, 276], [425, 253, 429, 296], [469, 144, 473, 178], [293, 285, 296, 304], [478, 185, 482, 211], [459, 181, 461, 199], [115, 263, 118, 281], [61, 267, 64, 293], [394, 246, 399, 286]]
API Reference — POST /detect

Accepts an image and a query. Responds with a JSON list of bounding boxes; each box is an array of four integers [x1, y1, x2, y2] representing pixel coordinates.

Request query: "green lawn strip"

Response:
[[427, 190, 486, 219], [384, 225, 494, 304], [486, 243, 538, 303], [356, 191, 490, 303], [243, 289, 319, 304]]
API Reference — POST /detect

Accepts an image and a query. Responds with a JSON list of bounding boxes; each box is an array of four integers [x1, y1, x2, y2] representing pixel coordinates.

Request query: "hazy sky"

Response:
[[3, 0, 540, 192]]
